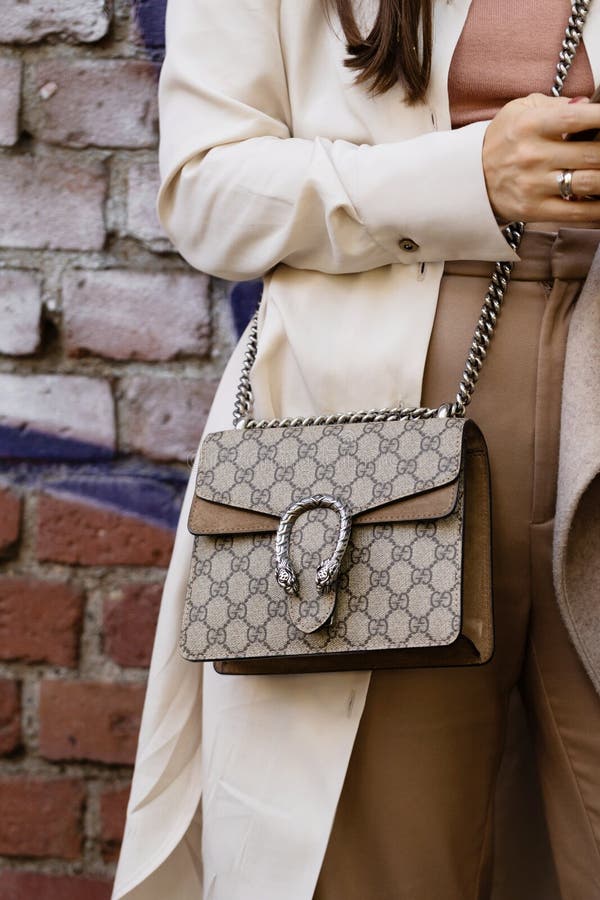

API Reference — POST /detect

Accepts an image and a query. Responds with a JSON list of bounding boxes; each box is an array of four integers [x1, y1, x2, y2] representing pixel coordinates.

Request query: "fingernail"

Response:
[[569, 96, 588, 103]]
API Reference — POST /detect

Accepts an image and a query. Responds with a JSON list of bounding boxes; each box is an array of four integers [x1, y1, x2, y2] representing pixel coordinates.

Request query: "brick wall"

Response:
[[0, 1, 240, 894]]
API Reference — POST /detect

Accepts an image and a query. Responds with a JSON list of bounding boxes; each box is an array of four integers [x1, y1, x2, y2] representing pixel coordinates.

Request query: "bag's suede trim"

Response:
[[187, 477, 460, 536]]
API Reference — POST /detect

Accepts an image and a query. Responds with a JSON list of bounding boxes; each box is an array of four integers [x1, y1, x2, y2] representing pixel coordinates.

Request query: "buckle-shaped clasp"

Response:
[[275, 494, 352, 602]]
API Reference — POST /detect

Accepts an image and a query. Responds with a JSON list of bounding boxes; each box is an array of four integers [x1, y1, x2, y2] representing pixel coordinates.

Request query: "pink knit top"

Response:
[[449, 0, 594, 128]]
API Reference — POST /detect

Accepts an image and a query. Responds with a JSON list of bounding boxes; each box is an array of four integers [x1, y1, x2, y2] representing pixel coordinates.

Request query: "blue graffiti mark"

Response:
[[230, 280, 262, 338], [47, 473, 186, 530], [0, 424, 115, 462], [133, 0, 167, 62], [1, 457, 188, 530]]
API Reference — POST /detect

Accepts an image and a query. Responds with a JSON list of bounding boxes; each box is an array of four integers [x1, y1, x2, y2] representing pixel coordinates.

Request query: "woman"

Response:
[[113, 1, 600, 898]]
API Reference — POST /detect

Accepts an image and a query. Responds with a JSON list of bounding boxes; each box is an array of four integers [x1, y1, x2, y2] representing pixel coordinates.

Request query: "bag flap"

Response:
[[192, 419, 466, 533]]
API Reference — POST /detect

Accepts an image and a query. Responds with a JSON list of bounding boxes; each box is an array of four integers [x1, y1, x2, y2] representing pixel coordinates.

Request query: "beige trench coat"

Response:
[[113, 1, 600, 897]]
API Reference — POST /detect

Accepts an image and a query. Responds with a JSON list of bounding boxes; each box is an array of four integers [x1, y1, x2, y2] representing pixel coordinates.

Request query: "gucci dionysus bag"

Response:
[[179, 3, 590, 674], [182, 408, 493, 674]]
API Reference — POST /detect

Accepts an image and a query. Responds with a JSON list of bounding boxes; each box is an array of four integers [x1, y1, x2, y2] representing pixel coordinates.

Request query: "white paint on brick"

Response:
[[62, 269, 210, 361], [27, 60, 159, 149], [0, 0, 110, 43], [0, 156, 106, 251], [0, 59, 22, 147], [126, 162, 166, 243], [119, 376, 218, 461], [0, 270, 42, 355], [39, 81, 58, 101], [0, 374, 116, 450]]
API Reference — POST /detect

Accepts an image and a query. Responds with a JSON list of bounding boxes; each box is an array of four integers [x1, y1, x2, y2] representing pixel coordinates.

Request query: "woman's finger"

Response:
[[537, 100, 600, 138], [548, 168, 600, 198], [535, 195, 600, 224], [548, 139, 600, 170], [569, 168, 600, 198]]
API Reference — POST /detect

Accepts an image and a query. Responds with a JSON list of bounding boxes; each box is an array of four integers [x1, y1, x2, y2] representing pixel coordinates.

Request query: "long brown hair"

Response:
[[324, 0, 433, 102]]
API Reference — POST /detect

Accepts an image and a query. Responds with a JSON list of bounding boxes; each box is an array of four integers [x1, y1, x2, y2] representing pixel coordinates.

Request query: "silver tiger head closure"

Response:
[[275, 558, 299, 596], [275, 494, 352, 598], [315, 558, 340, 594]]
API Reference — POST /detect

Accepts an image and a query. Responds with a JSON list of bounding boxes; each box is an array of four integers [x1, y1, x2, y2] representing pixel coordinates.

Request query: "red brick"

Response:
[[0, 778, 84, 858], [119, 376, 219, 462], [62, 269, 210, 361], [0, 59, 22, 147], [104, 583, 161, 667], [0, 578, 83, 666], [0, 486, 21, 557], [39, 681, 145, 764], [36, 493, 174, 567], [126, 162, 165, 242], [0, 680, 21, 755], [100, 784, 130, 862], [0, 872, 111, 900], [0, 374, 116, 453], [0, 270, 42, 355], [28, 60, 159, 149], [0, 0, 110, 42], [0, 155, 106, 251]]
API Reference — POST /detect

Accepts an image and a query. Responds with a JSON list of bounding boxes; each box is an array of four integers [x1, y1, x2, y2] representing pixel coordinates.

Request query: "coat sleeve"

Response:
[[157, 0, 519, 281]]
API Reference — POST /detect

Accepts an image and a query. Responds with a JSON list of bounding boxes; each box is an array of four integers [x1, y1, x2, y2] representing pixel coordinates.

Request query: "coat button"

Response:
[[399, 238, 419, 252]]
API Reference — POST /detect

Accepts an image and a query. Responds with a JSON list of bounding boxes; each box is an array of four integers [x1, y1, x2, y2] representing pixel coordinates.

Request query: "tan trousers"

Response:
[[314, 229, 600, 900]]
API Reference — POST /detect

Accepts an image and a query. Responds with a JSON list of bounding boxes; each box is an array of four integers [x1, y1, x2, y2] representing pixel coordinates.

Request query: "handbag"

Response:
[[179, 3, 591, 675]]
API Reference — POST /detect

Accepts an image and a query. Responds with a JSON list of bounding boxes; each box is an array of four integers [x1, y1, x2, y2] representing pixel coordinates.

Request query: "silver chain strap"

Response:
[[233, 0, 592, 429], [552, 0, 592, 97]]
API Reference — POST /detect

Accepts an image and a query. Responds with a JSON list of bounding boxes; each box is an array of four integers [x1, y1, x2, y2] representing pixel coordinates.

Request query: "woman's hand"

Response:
[[483, 93, 600, 224]]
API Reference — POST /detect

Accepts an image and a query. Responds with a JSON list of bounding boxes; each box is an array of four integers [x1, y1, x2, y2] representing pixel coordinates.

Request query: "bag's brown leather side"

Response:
[[213, 635, 482, 674], [460, 423, 494, 664]]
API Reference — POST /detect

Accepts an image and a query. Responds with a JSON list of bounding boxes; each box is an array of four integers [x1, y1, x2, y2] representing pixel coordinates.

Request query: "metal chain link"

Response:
[[552, 0, 592, 97], [233, 0, 592, 429]]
